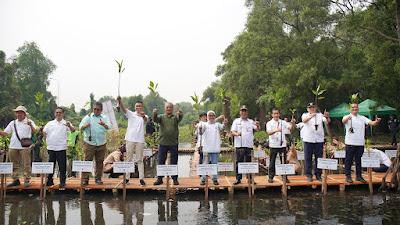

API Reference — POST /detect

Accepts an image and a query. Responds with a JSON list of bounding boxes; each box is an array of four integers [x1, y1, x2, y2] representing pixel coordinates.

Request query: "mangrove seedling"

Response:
[[115, 59, 125, 112]]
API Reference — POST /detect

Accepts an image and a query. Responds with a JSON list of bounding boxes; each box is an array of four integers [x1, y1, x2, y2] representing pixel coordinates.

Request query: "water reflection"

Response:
[[0, 191, 399, 224]]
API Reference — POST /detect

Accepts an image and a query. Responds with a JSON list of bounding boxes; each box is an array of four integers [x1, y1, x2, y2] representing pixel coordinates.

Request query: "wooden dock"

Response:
[[2, 173, 392, 194]]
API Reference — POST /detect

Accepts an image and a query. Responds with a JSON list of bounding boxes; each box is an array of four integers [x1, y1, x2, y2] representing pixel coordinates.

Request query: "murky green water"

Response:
[[1, 187, 399, 224]]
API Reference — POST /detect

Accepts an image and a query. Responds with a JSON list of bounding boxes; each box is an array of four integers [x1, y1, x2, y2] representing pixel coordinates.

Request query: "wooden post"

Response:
[[0, 174, 3, 200], [123, 152, 127, 200], [281, 154, 287, 197], [43, 175, 47, 199], [39, 174, 44, 200], [205, 152, 208, 201], [166, 152, 171, 200], [368, 151, 373, 194], [339, 158, 343, 174], [80, 172, 84, 200], [322, 144, 327, 195], [251, 151, 255, 196]]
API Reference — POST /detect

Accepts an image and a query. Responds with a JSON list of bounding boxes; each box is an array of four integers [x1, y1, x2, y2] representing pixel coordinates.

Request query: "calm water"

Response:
[[1, 187, 399, 224]]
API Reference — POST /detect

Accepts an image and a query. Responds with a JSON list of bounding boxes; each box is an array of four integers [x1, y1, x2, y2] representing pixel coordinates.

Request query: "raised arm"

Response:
[[117, 96, 128, 114]]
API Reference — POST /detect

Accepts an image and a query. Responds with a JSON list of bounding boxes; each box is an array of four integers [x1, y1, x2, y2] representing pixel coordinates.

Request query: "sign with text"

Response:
[[317, 158, 338, 170], [197, 164, 218, 176], [361, 157, 380, 168], [253, 150, 266, 158], [157, 165, 178, 176], [143, 149, 153, 157], [362, 152, 379, 158], [238, 162, 259, 174], [385, 150, 397, 158], [114, 162, 135, 173], [275, 164, 295, 175], [72, 161, 94, 172], [32, 162, 54, 174], [0, 163, 12, 174], [334, 151, 346, 159], [217, 163, 234, 172], [297, 152, 305, 161]]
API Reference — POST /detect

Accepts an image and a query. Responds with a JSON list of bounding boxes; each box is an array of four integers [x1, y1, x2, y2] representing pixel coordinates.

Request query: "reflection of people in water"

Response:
[[158, 200, 178, 222], [80, 201, 105, 225]]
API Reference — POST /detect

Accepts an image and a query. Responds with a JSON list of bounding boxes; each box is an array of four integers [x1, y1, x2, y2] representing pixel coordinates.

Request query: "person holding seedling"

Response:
[[342, 103, 381, 183], [153, 102, 183, 185], [267, 108, 294, 183], [79, 102, 111, 186], [0, 106, 36, 187], [231, 105, 260, 185], [301, 102, 330, 182], [117, 96, 148, 186], [43, 107, 75, 188], [198, 111, 228, 186]]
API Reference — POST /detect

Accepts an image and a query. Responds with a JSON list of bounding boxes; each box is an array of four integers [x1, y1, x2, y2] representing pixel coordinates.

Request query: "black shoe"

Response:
[[46, 180, 54, 186], [95, 178, 103, 185], [307, 176, 313, 182], [83, 180, 89, 186], [140, 179, 146, 186], [213, 180, 219, 185], [154, 178, 163, 185], [24, 181, 30, 187], [173, 180, 179, 185], [346, 176, 353, 183], [200, 180, 205, 186], [250, 180, 257, 185], [125, 179, 130, 185], [59, 183, 66, 188], [316, 176, 322, 182], [268, 178, 273, 183], [356, 176, 367, 183], [285, 178, 290, 183], [233, 180, 241, 185], [7, 180, 20, 187]]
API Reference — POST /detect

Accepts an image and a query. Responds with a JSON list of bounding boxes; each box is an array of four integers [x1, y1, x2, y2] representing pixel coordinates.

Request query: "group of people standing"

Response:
[[0, 98, 384, 188]]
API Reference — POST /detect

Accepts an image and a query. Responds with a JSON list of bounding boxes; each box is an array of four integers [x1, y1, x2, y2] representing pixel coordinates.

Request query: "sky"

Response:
[[0, 0, 249, 110]]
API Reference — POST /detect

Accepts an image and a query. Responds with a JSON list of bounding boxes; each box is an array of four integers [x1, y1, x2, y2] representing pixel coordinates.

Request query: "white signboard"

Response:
[[32, 162, 54, 174], [297, 152, 305, 160], [196, 164, 218, 176], [276, 164, 295, 175], [385, 150, 397, 158], [265, 158, 282, 167], [334, 150, 346, 159], [0, 163, 13, 174], [238, 162, 259, 174], [72, 161, 94, 172], [362, 151, 379, 158], [114, 162, 135, 173], [102, 100, 118, 130], [157, 165, 178, 176], [253, 150, 266, 158], [317, 158, 338, 170], [217, 163, 234, 172], [143, 149, 153, 157], [361, 157, 380, 168]]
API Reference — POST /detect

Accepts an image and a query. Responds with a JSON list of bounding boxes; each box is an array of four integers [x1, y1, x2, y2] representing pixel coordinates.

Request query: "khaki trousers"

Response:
[[126, 141, 145, 179], [82, 142, 106, 180], [9, 148, 31, 181]]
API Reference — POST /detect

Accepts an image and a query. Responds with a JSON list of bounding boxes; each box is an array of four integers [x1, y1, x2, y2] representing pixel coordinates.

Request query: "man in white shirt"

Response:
[[0, 106, 36, 187], [267, 109, 294, 183], [43, 107, 75, 188], [117, 96, 148, 186], [342, 103, 381, 183], [301, 102, 330, 182], [231, 105, 260, 185]]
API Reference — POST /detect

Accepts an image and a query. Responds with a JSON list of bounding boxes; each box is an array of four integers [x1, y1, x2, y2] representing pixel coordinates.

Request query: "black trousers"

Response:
[[345, 145, 364, 177], [269, 147, 287, 179], [373, 164, 389, 172], [47, 150, 67, 183], [158, 145, 178, 180], [391, 130, 398, 145], [235, 147, 252, 181]]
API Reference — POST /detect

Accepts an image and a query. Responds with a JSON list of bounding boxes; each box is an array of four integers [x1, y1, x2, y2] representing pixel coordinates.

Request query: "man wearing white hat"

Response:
[[0, 106, 37, 187]]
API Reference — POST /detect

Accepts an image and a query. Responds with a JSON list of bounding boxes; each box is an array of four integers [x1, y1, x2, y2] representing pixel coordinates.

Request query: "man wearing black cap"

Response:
[[301, 103, 330, 182], [231, 105, 260, 185]]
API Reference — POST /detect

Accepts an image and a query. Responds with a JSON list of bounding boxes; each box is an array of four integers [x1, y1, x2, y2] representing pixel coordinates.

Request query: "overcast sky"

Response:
[[0, 0, 248, 110]]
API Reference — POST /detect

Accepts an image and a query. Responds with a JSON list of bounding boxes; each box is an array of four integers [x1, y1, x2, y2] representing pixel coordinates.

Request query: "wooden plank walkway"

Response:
[[2, 173, 392, 192]]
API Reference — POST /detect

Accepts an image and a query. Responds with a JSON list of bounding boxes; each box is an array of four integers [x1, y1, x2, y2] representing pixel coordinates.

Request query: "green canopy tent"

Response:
[[329, 99, 398, 136]]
